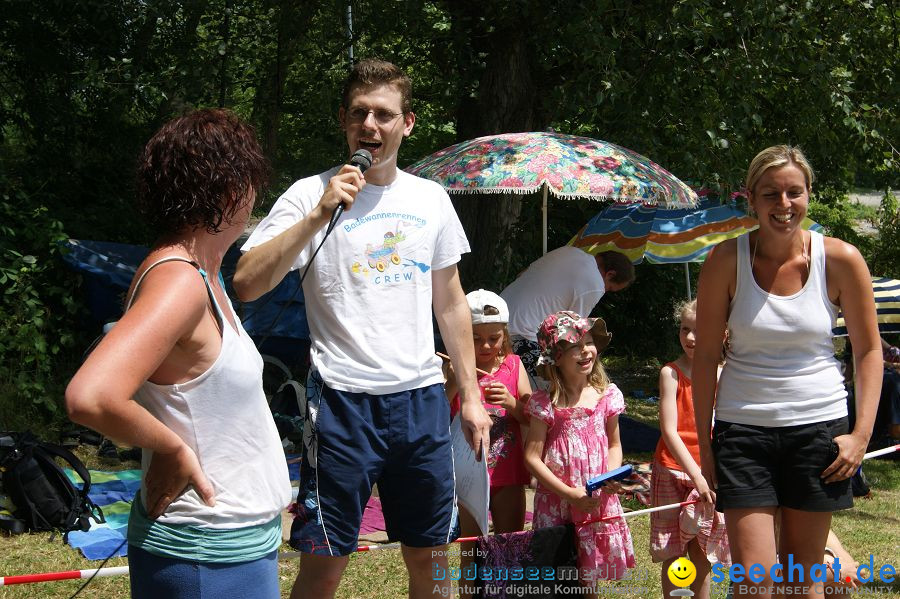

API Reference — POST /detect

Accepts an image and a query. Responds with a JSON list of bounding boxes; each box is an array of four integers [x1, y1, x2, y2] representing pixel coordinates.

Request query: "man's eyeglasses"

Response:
[[346, 107, 404, 125]]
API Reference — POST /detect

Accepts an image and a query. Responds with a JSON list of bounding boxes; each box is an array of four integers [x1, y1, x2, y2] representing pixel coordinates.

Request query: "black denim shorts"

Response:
[[712, 417, 852, 512]]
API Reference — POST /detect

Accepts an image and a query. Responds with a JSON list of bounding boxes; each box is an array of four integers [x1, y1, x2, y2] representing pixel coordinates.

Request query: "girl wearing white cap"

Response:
[[444, 289, 533, 592]]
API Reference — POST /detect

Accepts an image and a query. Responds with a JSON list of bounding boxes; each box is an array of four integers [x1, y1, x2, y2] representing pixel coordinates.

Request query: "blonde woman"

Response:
[[693, 146, 881, 599]]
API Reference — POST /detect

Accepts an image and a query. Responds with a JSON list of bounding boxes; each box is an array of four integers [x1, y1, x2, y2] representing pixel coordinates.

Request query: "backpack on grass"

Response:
[[0, 431, 104, 536]]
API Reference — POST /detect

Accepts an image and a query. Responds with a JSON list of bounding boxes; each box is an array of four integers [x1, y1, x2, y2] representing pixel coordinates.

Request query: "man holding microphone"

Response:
[[233, 58, 491, 599]]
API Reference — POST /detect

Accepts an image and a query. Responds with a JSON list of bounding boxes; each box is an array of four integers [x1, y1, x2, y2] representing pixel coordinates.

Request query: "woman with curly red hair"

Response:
[[66, 109, 291, 598]]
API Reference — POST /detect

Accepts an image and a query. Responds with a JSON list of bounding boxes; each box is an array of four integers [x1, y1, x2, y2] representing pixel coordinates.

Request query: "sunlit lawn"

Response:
[[1, 394, 898, 598]]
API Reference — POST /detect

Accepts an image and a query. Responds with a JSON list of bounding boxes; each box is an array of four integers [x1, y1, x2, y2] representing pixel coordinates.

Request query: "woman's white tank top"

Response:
[[130, 258, 291, 528], [715, 231, 847, 427]]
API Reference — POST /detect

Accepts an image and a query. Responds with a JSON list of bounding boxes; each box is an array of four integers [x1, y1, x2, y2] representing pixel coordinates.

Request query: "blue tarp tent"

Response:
[[61, 239, 310, 366]]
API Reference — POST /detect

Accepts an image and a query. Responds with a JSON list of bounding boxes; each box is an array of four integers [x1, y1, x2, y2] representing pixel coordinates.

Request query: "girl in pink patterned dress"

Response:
[[524, 311, 635, 592]]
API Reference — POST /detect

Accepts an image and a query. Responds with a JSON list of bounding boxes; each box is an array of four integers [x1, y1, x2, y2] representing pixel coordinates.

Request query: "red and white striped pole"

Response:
[[864, 443, 899, 460], [0, 500, 697, 585], [3, 444, 898, 586], [0, 565, 129, 586]]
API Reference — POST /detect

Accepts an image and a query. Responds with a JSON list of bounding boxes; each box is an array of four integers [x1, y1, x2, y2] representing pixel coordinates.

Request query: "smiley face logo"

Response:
[[667, 557, 697, 588]]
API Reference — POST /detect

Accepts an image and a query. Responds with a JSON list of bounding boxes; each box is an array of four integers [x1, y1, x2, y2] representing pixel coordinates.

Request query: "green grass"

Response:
[[4, 458, 898, 598], [606, 356, 662, 402], [2, 409, 899, 597], [609, 356, 664, 428], [0, 534, 131, 598], [623, 397, 661, 429], [830, 459, 900, 595]]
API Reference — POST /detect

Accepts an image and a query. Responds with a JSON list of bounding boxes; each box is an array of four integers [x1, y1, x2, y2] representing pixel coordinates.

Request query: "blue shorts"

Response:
[[290, 371, 458, 556], [128, 545, 279, 599]]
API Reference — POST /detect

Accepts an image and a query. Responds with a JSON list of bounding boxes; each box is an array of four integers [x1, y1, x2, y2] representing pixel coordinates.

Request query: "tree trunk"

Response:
[[251, 1, 311, 161], [450, 17, 545, 290], [217, 0, 231, 107]]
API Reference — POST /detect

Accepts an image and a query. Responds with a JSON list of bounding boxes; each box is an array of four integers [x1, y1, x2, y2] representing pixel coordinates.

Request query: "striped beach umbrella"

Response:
[[833, 277, 900, 336], [569, 197, 823, 265], [569, 196, 823, 297]]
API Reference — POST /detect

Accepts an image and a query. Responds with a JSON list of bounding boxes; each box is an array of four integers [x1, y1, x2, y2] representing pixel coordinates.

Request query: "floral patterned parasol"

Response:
[[405, 131, 698, 208]]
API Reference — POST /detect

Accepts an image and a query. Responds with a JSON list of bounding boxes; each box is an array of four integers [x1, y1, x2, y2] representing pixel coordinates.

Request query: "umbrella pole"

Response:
[[684, 263, 692, 299], [345, 2, 354, 64], [542, 183, 548, 255]]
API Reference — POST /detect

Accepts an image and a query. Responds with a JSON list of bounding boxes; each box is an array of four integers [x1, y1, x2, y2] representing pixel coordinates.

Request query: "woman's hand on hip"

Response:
[[144, 444, 216, 519], [821, 432, 867, 484]]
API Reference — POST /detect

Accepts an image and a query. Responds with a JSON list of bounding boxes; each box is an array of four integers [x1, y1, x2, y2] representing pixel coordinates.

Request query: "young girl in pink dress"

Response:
[[444, 289, 532, 595], [524, 310, 635, 592]]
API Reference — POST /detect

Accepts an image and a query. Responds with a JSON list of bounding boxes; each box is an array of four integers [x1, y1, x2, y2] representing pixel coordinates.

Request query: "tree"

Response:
[[444, 1, 545, 289], [0, 0, 897, 392]]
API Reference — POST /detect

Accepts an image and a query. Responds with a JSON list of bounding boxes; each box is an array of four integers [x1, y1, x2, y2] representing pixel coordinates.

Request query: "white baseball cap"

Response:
[[466, 289, 509, 325]]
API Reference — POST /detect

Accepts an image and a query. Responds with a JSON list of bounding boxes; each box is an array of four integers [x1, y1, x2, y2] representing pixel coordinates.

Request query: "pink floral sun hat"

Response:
[[536, 310, 612, 366]]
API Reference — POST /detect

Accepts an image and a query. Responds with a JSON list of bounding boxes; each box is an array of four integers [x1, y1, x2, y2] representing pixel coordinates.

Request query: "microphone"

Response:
[[348, 147, 373, 173], [327, 149, 372, 234]]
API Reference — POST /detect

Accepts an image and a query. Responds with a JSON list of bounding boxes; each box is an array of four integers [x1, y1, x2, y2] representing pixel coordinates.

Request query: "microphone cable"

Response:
[[67, 537, 127, 598]]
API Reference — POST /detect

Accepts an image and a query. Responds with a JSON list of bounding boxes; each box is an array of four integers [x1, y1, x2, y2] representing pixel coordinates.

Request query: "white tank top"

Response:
[[716, 231, 847, 427], [130, 258, 291, 528]]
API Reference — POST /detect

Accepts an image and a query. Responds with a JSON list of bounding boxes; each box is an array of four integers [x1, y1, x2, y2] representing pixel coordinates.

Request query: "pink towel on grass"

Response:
[[360, 496, 385, 535]]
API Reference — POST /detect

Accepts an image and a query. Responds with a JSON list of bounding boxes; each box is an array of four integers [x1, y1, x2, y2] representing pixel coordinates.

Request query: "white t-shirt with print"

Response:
[[242, 168, 470, 394], [501, 246, 605, 341]]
